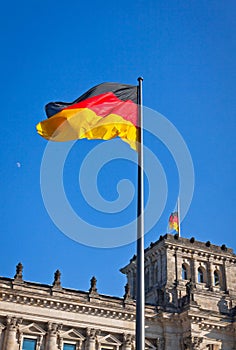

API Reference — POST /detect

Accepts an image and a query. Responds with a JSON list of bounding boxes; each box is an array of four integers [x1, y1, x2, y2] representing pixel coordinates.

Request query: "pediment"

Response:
[[98, 334, 122, 346], [19, 323, 46, 335], [59, 328, 85, 341], [145, 339, 156, 350]]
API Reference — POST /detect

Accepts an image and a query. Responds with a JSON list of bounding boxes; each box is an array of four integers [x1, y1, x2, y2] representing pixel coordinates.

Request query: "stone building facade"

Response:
[[0, 234, 235, 350]]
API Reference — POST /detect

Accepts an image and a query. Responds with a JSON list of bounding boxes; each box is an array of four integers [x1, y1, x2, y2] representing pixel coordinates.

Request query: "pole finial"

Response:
[[137, 77, 144, 82]]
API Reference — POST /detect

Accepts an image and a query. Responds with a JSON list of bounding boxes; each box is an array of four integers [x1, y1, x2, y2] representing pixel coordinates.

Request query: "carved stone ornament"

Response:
[[47, 322, 59, 335], [86, 328, 97, 341], [192, 336, 203, 350], [53, 269, 62, 288], [89, 276, 98, 294], [123, 333, 133, 346], [123, 283, 131, 300], [0, 322, 5, 337], [6, 316, 19, 330], [183, 335, 203, 350], [185, 279, 195, 302], [14, 262, 23, 281]]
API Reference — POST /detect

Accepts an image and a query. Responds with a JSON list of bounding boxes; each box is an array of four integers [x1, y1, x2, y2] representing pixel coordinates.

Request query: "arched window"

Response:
[[214, 271, 220, 286], [198, 267, 204, 283], [182, 264, 187, 280]]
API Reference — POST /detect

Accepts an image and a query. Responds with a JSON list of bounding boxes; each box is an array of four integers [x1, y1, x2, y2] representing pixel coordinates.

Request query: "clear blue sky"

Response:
[[1, 0, 235, 296]]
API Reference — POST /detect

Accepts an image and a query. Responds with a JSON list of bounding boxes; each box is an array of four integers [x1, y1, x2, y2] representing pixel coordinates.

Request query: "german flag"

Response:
[[168, 212, 179, 232], [36, 82, 138, 150]]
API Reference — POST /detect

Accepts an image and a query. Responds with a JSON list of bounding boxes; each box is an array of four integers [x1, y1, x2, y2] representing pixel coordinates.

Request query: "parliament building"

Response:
[[0, 234, 235, 350]]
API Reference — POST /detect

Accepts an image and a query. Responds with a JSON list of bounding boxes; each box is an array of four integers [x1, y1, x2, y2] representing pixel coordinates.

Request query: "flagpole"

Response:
[[136, 77, 145, 350], [177, 196, 181, 237]]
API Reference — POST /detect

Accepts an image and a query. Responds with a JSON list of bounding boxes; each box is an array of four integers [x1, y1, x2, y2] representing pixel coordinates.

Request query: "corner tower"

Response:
[[121, 234, 236, 312]]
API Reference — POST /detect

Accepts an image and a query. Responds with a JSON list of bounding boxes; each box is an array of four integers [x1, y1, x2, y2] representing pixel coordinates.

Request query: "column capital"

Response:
[[86, 328, 98, 341], [47, 322, 59, 335], [123, 333, 134, 346]]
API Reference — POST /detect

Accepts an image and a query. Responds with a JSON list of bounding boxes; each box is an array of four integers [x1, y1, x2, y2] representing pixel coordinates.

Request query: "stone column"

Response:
[[0, 323, 5, 349], [175, 250, 183, 283], [157, 252, 162, 285], [153, 261, 157, 285], [123, 333, 133, 350], [207, 258, 214, 288], [160, 249, 165, 285], [46, 323, 59, 350], [191, 256, 197, 284], [86, 328, 97, 350], [4, 317, 18, 350], [222, 258, 228, 292]]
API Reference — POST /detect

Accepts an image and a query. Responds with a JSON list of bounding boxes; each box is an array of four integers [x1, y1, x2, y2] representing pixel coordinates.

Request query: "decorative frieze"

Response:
[[0, 290, 138, 321]]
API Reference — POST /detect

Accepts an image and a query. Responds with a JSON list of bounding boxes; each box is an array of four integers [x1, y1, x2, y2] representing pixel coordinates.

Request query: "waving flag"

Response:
[[169, 211, 179, 232], [36, 82, 138, 150]]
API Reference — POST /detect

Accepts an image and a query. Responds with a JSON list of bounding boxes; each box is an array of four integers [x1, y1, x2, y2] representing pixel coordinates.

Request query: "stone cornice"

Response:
[[120, 234, 236, 272], [179, 308, 236, 334], [0, 286, 157, 323]]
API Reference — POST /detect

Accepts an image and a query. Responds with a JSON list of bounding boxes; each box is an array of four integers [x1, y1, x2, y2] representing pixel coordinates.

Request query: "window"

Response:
[[198, 267, 204, 283], [63, 344, 76, 350], [214, 271, 220, 286], [22, 338, 37, 350], [182, 264, 187, 280]]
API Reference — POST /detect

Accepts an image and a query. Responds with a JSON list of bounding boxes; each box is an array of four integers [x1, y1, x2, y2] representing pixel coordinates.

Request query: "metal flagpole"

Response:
[[136, 77, 145, 350], [177, 196, 181, 237]]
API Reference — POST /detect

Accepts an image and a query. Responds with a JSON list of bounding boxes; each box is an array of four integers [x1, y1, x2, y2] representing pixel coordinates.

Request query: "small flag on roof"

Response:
[[169, 211, 179, 233]]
